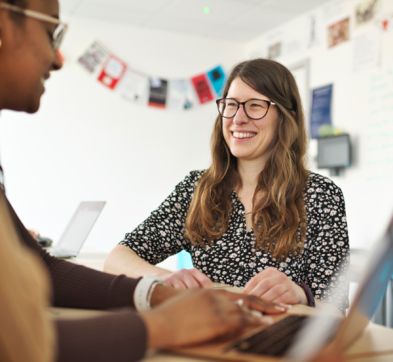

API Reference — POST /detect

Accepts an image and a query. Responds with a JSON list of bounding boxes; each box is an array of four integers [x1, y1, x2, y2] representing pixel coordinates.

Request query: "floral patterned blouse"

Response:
[[120, 170, 350, 311]]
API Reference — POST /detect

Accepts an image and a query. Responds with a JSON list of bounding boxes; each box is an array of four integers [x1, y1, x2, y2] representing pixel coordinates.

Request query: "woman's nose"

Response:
[[233, 104, 249, 125], [52, 50, 63, 72]]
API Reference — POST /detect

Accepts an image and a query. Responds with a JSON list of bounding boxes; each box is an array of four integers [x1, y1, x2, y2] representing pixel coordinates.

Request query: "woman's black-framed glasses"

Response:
[[0, 3, 68, 51], [216, 98, 276, 120]]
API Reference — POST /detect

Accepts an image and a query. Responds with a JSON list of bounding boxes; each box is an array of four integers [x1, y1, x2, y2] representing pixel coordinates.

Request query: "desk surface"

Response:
[[65, 247, 393, 362]]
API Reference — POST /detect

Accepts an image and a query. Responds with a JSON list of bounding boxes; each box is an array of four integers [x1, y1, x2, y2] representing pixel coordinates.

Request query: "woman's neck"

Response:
[[236, 159, 265, 193]]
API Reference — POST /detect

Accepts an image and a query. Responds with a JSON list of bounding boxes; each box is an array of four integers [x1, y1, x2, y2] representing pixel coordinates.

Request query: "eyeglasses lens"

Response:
[[218, 99, 269, 119], [53, 24, 66, 50]]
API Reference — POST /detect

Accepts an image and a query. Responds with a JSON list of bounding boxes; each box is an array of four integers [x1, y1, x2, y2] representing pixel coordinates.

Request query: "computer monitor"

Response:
[[317, 134, 351, 175]]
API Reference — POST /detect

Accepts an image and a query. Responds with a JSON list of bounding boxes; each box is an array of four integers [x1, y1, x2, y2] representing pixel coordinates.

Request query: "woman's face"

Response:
[[0, 0, 62, 113], [222, 77, 279, 166]]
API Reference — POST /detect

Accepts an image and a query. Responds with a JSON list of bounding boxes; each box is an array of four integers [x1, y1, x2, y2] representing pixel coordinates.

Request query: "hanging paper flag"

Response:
[[207, 66, 226, 97], [98, 55, 127, 90], [191, 74, 214, 104], [167, 79, 195, 111], [78, 40, 110, 74], [148, 77, 168, 108], [116, 69, 149, 105]]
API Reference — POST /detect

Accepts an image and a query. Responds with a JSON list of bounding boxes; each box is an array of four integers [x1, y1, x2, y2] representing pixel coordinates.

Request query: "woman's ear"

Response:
[[291, 110, 296, 119]]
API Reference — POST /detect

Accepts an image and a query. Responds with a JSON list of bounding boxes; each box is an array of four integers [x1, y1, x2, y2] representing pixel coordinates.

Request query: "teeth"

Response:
[[233, 132, 256, 139]]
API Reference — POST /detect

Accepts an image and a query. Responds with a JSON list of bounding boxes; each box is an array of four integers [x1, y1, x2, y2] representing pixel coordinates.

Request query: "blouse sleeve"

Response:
[[119, 170, 203, 265], [304, 175, 350, 312]]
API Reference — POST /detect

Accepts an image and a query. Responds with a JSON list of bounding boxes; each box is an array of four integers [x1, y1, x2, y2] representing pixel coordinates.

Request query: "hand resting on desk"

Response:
[[140, 288, 287, 349], [242, 267, 307, 305], [163, 267, 213, 289]]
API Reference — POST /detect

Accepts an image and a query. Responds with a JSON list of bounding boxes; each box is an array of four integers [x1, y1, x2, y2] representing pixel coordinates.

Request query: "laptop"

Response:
[[169, 213, 393, 362], [46, 201, 106, 258]]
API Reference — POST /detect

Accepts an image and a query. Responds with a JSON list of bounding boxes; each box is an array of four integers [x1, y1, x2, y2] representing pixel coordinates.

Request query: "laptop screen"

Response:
[[56, 201, 106, 254]]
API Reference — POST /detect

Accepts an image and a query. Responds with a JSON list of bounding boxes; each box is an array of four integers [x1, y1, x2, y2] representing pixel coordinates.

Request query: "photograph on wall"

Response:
[[355, 0, 379, 28], [207, 66, 226, 97], [267, 42, 282, 60], [167, 79, 195, 111], [191, 74, 214, 104], [78, 40, 110, 74], [328, 18, 350, 48], [98, 55, 127, 90], [116, 69, 148, 105], [310, 84, 333, 139], [148, 77, 168, 108]]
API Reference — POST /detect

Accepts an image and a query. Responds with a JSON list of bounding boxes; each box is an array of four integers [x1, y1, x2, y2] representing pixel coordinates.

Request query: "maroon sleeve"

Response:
[[7, 199, 142, 310], [55, 310, 147, 362]]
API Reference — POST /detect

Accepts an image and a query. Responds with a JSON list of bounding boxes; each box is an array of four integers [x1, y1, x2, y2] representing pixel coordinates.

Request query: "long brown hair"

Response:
[[185, 58, 309, 260]]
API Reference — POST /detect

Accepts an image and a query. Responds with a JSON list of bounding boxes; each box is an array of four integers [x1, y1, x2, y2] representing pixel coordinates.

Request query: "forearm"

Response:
[[55, 310, 147, 362], [104, 244, 173, 278]]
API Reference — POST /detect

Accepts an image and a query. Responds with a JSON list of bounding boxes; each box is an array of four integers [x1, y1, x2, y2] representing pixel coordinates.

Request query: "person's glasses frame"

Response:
[[216, 98, 276, 120], [0, 3, 68, 51]]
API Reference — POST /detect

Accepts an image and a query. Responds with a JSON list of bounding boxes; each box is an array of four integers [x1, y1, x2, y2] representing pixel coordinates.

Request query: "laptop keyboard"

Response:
[[230, 315, 310, 357]]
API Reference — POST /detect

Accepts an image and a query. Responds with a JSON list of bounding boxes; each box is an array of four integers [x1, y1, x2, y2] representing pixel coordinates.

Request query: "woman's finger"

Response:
[[178, 270, 203, 289], [166, 275, 188, 289], [256, 284, 288, 302], [189, 268, 213, 288]]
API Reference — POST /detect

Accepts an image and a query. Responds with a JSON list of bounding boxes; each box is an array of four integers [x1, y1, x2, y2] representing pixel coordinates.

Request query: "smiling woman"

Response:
[[0, 0, 63, 112], [105, 58, 350, 314]]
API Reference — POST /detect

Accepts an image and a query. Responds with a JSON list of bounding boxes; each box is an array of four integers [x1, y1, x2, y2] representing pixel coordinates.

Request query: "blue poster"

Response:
[[207, 66, 226, 97], [310, 84, 333, 139]]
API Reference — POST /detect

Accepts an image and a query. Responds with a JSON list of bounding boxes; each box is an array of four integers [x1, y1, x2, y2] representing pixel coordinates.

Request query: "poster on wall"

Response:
[[207, 66, 226, 97], [191, 74, 214, 104], [328, 18, 350, 48], [148, 77, 168, 108], [310, 84, 333, 139], [355, 0, 379, 28], [78, 41, 110, 74], [98, 55, 127, 90], [116, 69, 148, 104], [167, 79, 195, 110]]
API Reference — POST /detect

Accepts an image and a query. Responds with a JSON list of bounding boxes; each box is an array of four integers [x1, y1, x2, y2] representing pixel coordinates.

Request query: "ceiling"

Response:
[[59, 0, 332, 42]]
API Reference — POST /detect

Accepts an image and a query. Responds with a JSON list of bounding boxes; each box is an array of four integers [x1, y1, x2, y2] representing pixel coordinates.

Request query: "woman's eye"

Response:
[[47, 31, 54, 42], [250, 103, 262, 108]]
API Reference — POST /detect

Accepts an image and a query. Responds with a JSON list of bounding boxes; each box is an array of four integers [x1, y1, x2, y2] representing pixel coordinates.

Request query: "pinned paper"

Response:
[[268, 42, 282, 60], [117, 70, 148, 104], [207, 66, 226, 97], [191, 74, 214, 104], [98, 56, 127, 90], [168, 79, 195, 110], [78, 41, 109, 74], [148, 78, 168, 108], [375, 12, 393, 32]]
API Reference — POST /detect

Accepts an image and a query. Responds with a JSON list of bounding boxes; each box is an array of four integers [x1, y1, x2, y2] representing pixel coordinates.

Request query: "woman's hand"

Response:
[[163, 268, 213, 289], [140, 289, 285, 349], [242, 267, 307, 305]]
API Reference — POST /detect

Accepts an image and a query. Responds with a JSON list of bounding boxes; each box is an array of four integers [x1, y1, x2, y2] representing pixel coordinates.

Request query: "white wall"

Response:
[[0, 15, 245, 259], [1, 0, 392, 262], [246, 0, 393, 250]]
